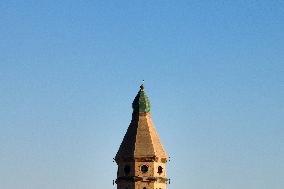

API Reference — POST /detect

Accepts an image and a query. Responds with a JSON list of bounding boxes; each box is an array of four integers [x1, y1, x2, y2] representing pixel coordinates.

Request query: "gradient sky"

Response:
[[0, 1, 283, 189]]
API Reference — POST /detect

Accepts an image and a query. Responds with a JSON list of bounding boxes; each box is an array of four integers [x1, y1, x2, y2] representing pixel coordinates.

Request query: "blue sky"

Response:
[[0, 1, 283, 189]]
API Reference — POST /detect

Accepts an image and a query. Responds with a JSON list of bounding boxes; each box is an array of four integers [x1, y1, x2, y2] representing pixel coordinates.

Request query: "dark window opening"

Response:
[[157, 166, 163, 174], [141, 165, 148, 173], [124, 165, 130, 175]]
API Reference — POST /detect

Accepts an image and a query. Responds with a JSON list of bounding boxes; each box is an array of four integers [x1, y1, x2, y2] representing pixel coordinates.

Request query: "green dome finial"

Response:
[[132, 82, 151, 113]]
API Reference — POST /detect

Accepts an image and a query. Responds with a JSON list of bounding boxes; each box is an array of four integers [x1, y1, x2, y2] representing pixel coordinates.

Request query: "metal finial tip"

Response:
[[140, 84, 144, 90], [140, 81, 144, 90]]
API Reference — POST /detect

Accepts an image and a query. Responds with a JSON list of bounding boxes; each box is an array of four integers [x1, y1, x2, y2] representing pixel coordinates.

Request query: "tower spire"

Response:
[[115, 84, 168, 189]]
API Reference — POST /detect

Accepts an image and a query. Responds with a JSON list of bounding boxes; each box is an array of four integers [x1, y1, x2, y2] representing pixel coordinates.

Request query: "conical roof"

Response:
[[115, 84, 167, 162]]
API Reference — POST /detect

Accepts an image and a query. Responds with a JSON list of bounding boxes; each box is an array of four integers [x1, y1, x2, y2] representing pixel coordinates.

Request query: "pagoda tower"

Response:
[[115, 84, 168, 189]]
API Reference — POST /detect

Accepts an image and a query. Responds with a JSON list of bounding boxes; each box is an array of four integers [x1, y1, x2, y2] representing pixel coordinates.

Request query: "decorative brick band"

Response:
[[116, 156, 167, 163], [116, 176, 168, 184]]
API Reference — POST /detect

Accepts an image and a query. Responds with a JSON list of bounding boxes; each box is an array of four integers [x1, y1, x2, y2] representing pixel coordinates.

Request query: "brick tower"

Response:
[[115, 84, 168, 189]]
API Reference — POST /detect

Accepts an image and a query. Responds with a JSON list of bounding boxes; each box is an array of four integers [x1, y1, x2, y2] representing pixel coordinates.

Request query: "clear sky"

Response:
[[0, 1, 283, 189]]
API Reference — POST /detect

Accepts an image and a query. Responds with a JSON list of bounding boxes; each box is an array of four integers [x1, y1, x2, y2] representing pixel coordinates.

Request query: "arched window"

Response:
[[157, 166, 163, 174], [124, 165, 130, 175]]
